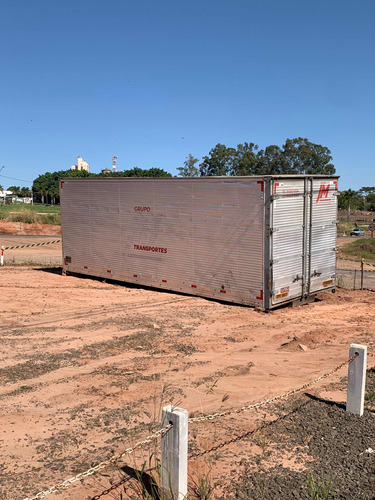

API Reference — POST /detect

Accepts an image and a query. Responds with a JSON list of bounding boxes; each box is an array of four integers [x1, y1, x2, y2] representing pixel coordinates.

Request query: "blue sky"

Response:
[[0, 0, 373, 190]]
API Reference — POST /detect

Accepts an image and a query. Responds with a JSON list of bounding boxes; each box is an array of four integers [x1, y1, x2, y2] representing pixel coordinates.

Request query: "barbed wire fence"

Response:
[[22, 348, 368, 500]]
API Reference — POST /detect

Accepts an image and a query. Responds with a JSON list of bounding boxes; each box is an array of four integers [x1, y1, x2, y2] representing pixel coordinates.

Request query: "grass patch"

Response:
[[19, 385, 33, 392], [309, 473, 336, 499], [337, 221, 356, 236], [173, 343, 197, 355], [0, 204, 61, 224], [3, 260, 61, 267], [365, 367, 375, 402], [365, 390, 375, 402], [340, 238, 375, 262]]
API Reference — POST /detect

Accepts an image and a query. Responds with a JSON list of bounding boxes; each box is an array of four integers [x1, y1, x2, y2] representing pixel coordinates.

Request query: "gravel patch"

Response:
[[225, 369, 375, 499]]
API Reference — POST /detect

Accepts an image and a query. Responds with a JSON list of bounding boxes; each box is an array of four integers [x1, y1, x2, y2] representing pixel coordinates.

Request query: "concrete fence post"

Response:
[[161, 405, 188, 499], [346, 344, 367, 416]]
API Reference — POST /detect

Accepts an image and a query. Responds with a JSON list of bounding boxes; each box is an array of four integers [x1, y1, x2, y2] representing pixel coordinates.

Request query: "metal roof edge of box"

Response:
[[60, 175, 338, 310]]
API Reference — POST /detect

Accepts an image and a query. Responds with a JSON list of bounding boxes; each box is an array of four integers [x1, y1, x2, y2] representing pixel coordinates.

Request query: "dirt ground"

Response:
[[0, 221, 61, 236], [0, 223, 374, 499], [0, 221, 61, 266]]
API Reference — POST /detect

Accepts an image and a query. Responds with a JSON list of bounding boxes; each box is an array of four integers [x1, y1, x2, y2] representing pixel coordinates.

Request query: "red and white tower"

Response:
[[112, 155, 118, 173]]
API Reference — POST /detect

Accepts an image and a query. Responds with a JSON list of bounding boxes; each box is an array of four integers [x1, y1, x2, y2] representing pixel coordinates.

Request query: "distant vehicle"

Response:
[[350, 228, 365, 237]]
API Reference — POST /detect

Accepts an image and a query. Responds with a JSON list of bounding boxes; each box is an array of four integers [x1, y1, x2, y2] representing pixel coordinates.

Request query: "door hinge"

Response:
[[293, 274, 303, 282], [311, 270, 322, 277]]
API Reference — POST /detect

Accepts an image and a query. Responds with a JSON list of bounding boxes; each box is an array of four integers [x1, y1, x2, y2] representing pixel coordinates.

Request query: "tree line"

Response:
[[178, 137, 335, 177], [28, 136, 337, 203], [338, 187, 375, 212], [31, 167, 172, 204], [3, 137, 373, 209], [0, 185, 32, 197], [1, 167, 172, 204]]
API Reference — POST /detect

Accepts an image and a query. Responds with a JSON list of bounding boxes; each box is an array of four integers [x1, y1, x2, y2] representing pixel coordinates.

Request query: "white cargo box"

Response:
[[60, 175, 338, 309]]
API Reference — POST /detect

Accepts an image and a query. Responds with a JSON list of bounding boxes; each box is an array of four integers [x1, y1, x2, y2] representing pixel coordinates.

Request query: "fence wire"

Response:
[[22, 425, 172, 500], [22, 353, 358, 500], [336, 266, 375, 290], [188, 353, 358, 423]]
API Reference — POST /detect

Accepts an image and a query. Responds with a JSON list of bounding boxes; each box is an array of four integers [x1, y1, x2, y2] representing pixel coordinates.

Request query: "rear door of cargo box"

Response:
[[308, 179, 337, 293], [270, 178, 307, 306]]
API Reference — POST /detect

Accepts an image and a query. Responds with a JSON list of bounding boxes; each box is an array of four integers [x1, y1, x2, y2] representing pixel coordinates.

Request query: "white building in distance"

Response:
[[71, 156, 90, 172]]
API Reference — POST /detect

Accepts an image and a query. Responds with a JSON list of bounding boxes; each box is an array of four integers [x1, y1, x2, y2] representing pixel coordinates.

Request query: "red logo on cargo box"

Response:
[[134, 206, 151, 212], [316, 183, 330, 203], [134, 244, 167, 254]]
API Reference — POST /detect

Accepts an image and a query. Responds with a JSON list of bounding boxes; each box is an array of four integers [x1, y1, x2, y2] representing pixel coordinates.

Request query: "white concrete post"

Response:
[[1, 246, 4, 266], [346, 344, 367, 416], [161, 405, 188, 500]]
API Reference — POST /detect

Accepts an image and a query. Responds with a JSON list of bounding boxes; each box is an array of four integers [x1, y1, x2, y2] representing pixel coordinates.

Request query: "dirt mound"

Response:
[[278, 328, 339, 351], [316, 289, 363, 303], [358, 242, 375, 253], [0, 220, 61, 235]]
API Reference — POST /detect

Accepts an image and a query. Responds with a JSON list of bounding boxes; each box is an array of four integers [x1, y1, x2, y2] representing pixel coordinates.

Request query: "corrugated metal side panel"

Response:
[[190, 180, 264, 301], [61, 181, 92, 267], [60, 178, 264, 306], [271, 180, 305, 304], [309, 178, 337, 293]]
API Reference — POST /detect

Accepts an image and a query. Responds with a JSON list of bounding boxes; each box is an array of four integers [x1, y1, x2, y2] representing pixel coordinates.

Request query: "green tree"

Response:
[[366, 193, 375, 211], [19, 187, 32, 196], [8, 186, 22, 196], [98, 167, 172, 177], [199, 144, 237, 176], [199, 138, 335, 177], [232, 142, 259, 175], [122, 167, 172, 177], [338, 189, 362, 210], [177, 154, 199, 177], [282, 137, 335, 175], [358, 187, 375, 212], [33, 169, 94, 203], [32, 167, 172, 203], [256, 145, 286, 175]]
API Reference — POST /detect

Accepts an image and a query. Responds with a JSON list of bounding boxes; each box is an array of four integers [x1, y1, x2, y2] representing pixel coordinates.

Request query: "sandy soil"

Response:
[[0, 221, 61, 236], [0, 222, 374, 499], [0, 266, 374, 499]]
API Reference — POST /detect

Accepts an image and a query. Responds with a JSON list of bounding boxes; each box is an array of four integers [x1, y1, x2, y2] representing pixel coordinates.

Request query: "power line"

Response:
[[0, 174, 32, 184]]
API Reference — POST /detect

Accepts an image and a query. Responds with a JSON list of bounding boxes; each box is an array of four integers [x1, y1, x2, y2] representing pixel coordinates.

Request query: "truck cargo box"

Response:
[[60, 175, 338, 309]]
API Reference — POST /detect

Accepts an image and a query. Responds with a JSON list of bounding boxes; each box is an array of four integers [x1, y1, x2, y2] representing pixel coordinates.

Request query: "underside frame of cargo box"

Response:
[[60, 175, 338, 310]]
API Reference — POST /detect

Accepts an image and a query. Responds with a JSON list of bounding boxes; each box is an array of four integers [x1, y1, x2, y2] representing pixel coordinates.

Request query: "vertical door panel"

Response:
[[271, 180, 305, 305], [309, 179, 337, 293]]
